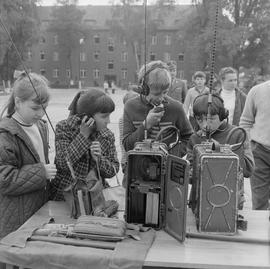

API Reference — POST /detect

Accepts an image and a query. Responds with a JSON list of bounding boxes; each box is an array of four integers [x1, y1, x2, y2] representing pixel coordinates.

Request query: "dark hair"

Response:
[[193, 94, 225, 117], [2, 72, 50, 118], [69, 88, 115, 117], [193, 71, 206, 80]]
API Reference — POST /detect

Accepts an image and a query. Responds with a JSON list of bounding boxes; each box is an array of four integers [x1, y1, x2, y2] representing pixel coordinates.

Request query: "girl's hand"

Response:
[[80, 116, 96, 138], [44, 164, 57, 180], [90, 141, 101, 161]]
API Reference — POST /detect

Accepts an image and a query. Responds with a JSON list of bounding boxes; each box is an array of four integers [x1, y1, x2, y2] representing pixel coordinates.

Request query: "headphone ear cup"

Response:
[[219, 108, 229, 121], [141, 81, 149, 96]]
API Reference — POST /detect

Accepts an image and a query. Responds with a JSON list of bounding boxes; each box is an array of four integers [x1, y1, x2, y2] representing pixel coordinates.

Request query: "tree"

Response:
[[107, 0, 176, 81], [0, 0, 40, 81], [185, 0, 270, 75], [223, 0, 270, 74], [47, 0, 91, 83]]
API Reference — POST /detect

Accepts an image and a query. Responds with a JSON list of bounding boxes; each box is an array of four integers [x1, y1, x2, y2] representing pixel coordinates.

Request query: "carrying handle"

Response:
[[95, 159, 120, 187], [155, 125, 180, 150]]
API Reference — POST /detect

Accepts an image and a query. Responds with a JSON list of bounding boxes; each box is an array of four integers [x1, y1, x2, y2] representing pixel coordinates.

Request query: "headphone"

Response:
[[138, 61, 170, 96], [193, 93, 229, 121]]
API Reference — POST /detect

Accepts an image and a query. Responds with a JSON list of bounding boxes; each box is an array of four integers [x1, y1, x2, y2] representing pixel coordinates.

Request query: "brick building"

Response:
[[26, 5, 198, 88]]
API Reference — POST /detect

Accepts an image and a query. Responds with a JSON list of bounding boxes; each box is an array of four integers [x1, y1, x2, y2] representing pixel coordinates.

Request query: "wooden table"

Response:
[[0, 201, 269, 269]]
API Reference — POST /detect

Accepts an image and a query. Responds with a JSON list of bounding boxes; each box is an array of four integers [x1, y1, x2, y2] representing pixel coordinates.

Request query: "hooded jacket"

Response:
[[0, 117, 49, 238]]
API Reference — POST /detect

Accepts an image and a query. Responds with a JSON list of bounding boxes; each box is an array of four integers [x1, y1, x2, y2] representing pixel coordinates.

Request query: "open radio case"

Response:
[[125, 140, 189, 242]]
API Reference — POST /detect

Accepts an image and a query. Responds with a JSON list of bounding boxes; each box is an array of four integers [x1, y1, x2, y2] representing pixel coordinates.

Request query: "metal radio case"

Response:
[[191, 143, 239, 234], [125, 139, 189, 242]]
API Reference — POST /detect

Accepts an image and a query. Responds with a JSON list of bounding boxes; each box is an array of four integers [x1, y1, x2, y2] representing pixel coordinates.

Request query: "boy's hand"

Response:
[[44, 164, 57, 180], [90, 141, 102, 161], [145, 107, 165, 129], [80, 116, 96, 138]]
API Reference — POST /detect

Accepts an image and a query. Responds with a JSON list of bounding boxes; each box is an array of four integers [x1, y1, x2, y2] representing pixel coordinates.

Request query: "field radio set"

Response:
[[190, 142, 240, 234], [125, 139, 190, 242]]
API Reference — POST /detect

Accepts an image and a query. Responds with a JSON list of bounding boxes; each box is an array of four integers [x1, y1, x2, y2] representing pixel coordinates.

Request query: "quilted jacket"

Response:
[[0, 117, 49, 238]]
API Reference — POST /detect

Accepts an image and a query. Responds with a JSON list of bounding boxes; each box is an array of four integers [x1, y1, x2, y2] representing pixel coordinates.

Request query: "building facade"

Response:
[[25, 5, 196, 88]]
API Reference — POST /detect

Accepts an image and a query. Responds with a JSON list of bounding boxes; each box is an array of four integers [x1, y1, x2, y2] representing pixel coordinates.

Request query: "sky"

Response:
[[40, 0, 192, 6]]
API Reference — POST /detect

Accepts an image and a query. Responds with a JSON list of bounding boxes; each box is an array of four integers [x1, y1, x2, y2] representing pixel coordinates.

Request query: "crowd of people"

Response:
[[0, 59, 269, 239]]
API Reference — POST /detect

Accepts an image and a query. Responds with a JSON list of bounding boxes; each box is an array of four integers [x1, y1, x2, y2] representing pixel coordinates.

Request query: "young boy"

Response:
[[187, 94, 254, 209], [184, 71, 209, 131], [123, 60, 193, 157]]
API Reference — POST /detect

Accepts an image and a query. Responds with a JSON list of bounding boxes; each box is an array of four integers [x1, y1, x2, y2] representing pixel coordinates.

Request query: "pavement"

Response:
[[0, 87, 252, 210]]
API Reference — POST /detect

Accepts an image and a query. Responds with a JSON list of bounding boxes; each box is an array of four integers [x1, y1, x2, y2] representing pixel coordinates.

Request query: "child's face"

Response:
[[148, 88, 168, 105], [221, 73, 237, 91], [16, 97, 48, 125], [194, 77, 206, 87], [93, 112, 111, 131], [195, 114, 222, 134]]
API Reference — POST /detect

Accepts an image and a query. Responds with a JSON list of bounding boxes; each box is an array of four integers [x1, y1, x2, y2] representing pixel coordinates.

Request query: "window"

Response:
[[54, 35, 58, 45], [80, 69, 87, 78], [108, 60, 114, 69], [93, 69, 99, 79], [121, 51, 128, 62], [121, 68, 127, 80], [27, 50, 32, 61], [164, 52, 171, 62], [178, 53, 184, 61], [94, 34, 100, 44], [80, 52, 86, 62], [108, 37, 114, 52], [53, 69, 59, 78], [151, 35, 157, 45], [53, 52, 59, 61], [150, 52, 156, 61], [94, 51, 100, 61], [40, 36, 46, 44], [165, 35, 171, 45], [66, 69, 70, 78], [40, 51, 45, 61], [179, 70, 184, 79], [40, 69, 46, 76]]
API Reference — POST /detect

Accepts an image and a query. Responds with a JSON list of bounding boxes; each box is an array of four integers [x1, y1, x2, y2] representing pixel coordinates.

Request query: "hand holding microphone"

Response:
[[145, 104, 165, 130]]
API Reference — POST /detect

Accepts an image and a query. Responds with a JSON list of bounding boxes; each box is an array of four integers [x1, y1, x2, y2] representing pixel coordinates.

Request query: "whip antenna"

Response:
[[143, 0, 148, 140]]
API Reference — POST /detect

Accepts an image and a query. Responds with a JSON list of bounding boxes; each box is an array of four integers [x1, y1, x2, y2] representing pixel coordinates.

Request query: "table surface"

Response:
[[1, 201, 270, 269]]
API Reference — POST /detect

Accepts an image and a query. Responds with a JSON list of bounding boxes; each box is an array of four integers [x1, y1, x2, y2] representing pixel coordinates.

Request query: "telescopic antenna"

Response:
[[143, 0, 148, 140], [206, 0, 220, 141]]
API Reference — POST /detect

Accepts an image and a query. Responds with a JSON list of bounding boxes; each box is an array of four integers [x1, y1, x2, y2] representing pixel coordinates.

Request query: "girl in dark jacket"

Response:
[[0, 72, 56, 238]]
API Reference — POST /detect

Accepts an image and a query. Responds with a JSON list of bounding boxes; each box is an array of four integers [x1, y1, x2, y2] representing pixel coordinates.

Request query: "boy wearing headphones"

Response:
[[187, 94, 254, 209], [122, 60, 193, 157]]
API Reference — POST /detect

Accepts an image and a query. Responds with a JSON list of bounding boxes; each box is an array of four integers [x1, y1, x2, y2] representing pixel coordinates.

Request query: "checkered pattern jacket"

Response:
[[51, 115, 119, 201]]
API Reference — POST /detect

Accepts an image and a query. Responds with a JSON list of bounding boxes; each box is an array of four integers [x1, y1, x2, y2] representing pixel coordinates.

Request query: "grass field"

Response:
[[0, 88, 253, 209]]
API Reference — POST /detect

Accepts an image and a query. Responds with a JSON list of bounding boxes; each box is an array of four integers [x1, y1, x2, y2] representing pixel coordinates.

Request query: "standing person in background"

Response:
[[103, 81, 109, 94], [0, 72, 57, 238], [183, 71, 209, 131], [119, 90, 138, 186], [217, 67, 246, 126], [240, 80, 270, 210], [166, 60, 187, 103]]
